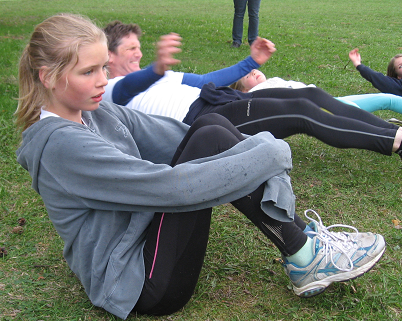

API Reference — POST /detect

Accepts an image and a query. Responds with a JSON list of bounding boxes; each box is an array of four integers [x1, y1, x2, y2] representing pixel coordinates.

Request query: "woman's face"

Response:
[[47, 41, 109, 120], [241, 69, 266, 92], [394, 56, 402, 79]]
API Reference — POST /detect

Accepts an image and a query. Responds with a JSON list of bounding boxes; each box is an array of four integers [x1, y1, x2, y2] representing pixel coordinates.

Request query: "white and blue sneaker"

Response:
[[283, 209, 386, 298]]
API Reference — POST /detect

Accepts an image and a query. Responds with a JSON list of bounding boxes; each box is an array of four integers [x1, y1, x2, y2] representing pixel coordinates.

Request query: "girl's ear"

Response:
[[39, 66, 51, 89]]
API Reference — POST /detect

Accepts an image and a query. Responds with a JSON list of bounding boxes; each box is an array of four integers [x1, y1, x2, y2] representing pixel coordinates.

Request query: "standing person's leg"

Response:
[[252, 87, 400, 130], [232, 0, 248, 46], [247, 0, 261, 45]]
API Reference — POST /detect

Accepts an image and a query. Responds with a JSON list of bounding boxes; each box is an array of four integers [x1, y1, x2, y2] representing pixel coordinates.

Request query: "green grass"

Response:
[[1, 0, 402, 319]]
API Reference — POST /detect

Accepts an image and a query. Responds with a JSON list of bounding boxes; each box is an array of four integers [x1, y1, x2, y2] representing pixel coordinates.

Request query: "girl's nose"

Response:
[[98, 71, 108, 87]]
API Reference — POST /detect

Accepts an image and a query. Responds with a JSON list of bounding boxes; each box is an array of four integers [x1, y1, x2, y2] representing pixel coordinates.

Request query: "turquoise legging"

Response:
[[336, 93, 402, 114]]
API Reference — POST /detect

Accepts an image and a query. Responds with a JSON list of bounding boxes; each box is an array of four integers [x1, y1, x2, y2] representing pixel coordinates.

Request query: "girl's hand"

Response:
[[349, 48, 362, 67]]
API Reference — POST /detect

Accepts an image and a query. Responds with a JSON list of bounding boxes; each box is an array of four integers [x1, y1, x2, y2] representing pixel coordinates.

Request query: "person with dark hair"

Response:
[[103, 20, 143, 78], [102, 20, 276, 104], [102, 26, 402, 161], [349, 48, 402, 96]]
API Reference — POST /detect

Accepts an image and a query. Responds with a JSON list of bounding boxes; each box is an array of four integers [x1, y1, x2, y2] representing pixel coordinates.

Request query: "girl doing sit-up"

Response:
[[15, 13, 386, 320]]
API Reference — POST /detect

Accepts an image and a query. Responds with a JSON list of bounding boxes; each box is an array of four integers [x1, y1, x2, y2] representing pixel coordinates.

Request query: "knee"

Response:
[[192, 113, 232, 129], [192, 124, 236, 143], [191, 124, 242, 154], [302, 86, 322, 96], [248, 8, 260, 17]]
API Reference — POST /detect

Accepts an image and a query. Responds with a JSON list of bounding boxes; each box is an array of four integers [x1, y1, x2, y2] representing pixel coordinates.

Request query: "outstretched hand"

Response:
[[349, 48, 362, 67], [154, 33, 182, 75], [250, 37, 277, 65]]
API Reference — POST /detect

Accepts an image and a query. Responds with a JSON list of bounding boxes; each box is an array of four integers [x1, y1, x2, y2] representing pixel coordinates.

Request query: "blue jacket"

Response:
[[357, 64, 402, 96]]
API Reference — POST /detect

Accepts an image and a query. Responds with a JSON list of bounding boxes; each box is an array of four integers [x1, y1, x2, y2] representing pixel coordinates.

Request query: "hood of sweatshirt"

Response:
[[17, 117, 79, 193]]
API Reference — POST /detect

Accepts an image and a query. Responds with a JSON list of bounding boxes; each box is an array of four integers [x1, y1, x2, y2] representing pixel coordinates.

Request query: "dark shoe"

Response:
[[396, 149, 402, 160], [231, 41, 240, 48]]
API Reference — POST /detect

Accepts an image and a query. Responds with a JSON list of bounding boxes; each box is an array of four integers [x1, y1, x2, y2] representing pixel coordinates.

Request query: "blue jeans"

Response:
[[232, 0, 261, 45]]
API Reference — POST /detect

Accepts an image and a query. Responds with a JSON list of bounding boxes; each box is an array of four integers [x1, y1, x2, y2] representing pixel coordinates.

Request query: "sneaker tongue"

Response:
[[308, 221, 319, 233]]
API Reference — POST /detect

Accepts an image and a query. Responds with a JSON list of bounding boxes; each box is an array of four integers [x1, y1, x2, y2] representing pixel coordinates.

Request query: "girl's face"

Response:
[[393, 56, 402, 79], [241, 69, 266, 92], [47, 41, 109, 121]]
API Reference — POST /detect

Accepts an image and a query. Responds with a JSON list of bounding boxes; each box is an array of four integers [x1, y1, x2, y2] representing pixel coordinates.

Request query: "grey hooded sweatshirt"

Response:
[[16, 101, 295, 319]]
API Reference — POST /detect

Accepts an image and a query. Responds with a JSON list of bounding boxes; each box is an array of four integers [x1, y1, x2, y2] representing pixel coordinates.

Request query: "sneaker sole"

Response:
[[293, 243, 386, 298]]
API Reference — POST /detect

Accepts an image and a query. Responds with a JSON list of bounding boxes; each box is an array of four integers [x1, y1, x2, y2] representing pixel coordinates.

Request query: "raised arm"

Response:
[[349, 48, 402, 96], [182, 37, 276, 88], [349, 48, 362, 67]]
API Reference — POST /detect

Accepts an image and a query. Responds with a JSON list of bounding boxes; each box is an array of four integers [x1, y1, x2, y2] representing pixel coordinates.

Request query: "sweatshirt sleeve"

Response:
[[182, 56, 260, 88], [111, 65, 163, 105], [356, 64, 402, 96], [39, 114, 294, 218]]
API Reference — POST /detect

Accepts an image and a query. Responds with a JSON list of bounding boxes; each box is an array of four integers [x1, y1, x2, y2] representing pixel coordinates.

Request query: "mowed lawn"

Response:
[[0, 0, 401, 320]]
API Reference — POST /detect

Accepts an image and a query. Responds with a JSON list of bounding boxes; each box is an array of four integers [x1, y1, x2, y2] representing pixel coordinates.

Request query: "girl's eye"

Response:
[[84, 70, 93, 75]]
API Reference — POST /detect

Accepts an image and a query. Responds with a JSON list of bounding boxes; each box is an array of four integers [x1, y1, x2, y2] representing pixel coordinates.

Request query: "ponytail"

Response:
[[15, 45, 44, 132]]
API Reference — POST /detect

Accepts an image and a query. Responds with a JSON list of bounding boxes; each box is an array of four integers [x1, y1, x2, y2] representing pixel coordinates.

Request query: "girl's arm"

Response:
[[39, 112, 294, 215], [356, 64, 402, 96]]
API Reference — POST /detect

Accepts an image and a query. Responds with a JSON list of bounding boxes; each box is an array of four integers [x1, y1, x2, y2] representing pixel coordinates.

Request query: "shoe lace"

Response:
[[304, 209, 359, 272]]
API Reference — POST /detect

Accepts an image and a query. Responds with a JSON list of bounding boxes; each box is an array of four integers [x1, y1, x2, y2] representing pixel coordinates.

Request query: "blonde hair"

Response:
[[15, 13, 107, 132], [387, 54, 402, 78], [229, 79, 246, 92]]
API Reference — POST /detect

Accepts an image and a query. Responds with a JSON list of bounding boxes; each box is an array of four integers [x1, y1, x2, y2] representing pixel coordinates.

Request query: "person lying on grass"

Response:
[[102, 21, 402, 162], [231, 69, 402, 123], [15, 13, 386, 320], [103, 20, 276, 121]]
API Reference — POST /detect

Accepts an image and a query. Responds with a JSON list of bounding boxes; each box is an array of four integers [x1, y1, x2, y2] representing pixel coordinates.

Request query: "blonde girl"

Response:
[[15, 14, 385, 320]]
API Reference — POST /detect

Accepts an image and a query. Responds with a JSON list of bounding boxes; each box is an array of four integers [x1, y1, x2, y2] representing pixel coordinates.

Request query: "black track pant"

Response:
[[133, 114, 307, 316], [194, 87, 398, 155]]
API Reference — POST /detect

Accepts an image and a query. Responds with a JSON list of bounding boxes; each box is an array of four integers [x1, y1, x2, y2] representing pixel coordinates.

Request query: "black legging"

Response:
[[194, 87, 398, 156], [133, 114, 307, 316]]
